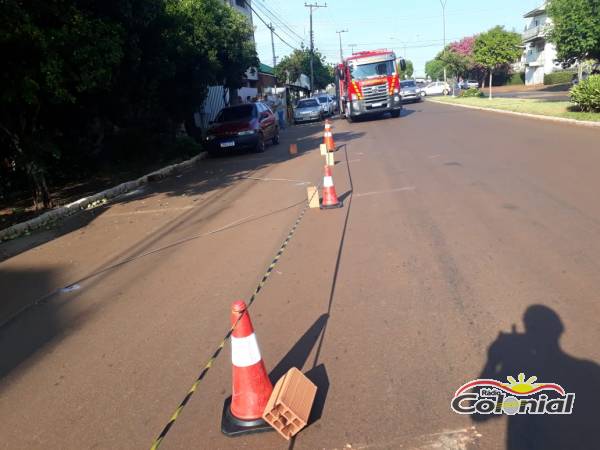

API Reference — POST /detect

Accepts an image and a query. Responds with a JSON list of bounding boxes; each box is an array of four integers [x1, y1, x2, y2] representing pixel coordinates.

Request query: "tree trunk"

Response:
[[489, 70, 493, 99], [28, 164, 52, 210]]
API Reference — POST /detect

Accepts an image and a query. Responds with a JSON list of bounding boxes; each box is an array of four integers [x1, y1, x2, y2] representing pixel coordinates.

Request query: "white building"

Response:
[[522, 3, 560, 85]]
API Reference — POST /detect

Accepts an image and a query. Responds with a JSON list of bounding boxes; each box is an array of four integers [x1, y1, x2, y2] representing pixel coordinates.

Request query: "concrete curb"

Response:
[[427, 98, 600, 128], [0, 152, 208, 242]]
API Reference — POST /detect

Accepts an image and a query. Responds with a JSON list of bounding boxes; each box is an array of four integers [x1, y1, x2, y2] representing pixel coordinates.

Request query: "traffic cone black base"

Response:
[[320, 201, 343, 210], [221, 397, 274, 437]]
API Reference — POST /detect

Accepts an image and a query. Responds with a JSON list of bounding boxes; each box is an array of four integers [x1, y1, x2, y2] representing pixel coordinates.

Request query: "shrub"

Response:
[[544, 71, 574, 85], [507, 72, 525, 85], [460, 88, 484, 98], [570, 75, 600, 112]]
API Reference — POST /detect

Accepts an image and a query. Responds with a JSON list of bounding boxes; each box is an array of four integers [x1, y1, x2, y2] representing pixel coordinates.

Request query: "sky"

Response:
[[250, 0, 542, 76]]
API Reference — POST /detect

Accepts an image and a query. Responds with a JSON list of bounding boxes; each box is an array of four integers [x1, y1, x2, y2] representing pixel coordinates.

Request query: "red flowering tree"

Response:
[[449, 36, 476, 56]]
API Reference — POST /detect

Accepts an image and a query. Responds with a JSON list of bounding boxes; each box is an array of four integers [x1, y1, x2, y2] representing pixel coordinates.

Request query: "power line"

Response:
[[255, 0, 304, 41], [247, 2, 299, 52], [252, 2, 304, 48], [254, 0, 305, 44]]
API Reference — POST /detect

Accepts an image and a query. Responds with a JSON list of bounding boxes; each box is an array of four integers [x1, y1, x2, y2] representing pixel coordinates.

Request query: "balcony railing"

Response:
[[525, 52, 544, 66], [522, 25, 547, 42]]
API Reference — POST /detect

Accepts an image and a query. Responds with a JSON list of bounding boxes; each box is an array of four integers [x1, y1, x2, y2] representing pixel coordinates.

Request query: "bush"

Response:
[[460, 88, 484, 98], [571, 75, 600, 112], [507, 72, 525, 85], [544, 71, 574, 85]]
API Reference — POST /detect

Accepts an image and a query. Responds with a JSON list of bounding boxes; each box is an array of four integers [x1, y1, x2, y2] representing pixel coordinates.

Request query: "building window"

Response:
[[236, 0, 245, 6]]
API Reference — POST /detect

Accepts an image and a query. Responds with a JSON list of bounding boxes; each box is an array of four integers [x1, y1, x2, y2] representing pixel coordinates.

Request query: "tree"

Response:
[[399, 60, 414, 79], [0, 0, 257, 209], [0, 0, 124, 208], [274, 47, 333, 90], [474, 26, 522, 98], [439, 49, 471, 83], [425, 59, 446, 81], [547, 0, 600, 67]]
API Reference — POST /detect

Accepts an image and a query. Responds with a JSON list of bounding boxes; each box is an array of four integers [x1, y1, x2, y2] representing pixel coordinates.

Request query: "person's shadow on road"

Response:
[[472, 304, 600, 450]]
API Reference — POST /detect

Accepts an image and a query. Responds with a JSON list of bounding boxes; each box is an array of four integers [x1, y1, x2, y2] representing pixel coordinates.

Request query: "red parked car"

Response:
[[205, 102, 279, 155]]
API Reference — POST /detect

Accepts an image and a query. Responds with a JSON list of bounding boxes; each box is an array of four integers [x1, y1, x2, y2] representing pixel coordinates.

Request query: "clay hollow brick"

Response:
[[262, 367, 317, 440]]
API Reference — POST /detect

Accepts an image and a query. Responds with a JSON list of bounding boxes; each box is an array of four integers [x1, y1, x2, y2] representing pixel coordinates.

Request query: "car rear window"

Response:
[[215, 104, 255, 122], [401, 81, 416, 87], [298, 99, 318, 108]]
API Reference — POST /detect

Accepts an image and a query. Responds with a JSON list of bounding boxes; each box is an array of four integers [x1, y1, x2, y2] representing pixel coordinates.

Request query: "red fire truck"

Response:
[[336, 49, 406, 122]]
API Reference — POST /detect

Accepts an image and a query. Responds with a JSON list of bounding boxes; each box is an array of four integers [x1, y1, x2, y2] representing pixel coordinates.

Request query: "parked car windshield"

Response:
[[214, 104, 255, 122], [349, 60, 395, 80], [401, 80, 416, 88], [297, 99, 319, 108], [317, 96, 329, 103]]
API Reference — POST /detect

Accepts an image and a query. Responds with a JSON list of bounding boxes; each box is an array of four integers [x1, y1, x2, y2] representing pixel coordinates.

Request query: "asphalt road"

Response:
[[2, 101, 600, 450]]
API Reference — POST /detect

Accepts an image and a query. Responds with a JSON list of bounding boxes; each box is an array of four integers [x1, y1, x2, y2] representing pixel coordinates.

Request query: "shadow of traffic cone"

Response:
[[320, 165, 342, 209], [323, 120, 336, 152], [221, 301, 274, 436]]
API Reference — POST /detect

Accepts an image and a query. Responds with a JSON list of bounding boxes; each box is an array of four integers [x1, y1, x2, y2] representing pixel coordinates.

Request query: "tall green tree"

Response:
[[425, 59, 446, 81], [547, 0, 600, 67], [0, 0, 124, 208], [439, 49, 471, 83], [399, 60, 414, 79], [0, 0, 257, 209], [274, 47, 334, 90], [474, 26, 522, 98]]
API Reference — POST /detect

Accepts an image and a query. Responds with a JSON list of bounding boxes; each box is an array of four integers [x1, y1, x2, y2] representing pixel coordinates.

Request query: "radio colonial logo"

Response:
[[451, 373, 575, 415]]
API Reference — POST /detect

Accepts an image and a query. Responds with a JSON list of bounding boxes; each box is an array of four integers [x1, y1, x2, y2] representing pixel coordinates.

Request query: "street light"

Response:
[[439, 0, 447, 83], [336, 29, 348, 62]]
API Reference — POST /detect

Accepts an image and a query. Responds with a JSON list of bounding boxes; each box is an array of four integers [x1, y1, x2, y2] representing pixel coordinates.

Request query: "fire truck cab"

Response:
[[336, 50, 406, 122]]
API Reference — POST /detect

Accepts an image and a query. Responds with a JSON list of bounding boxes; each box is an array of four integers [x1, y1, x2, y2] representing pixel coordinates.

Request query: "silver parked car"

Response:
[[293, 98, 323, 124], [316, 95, 334, 116], [400, 80, 422, 103], [459, 79, 479, 89]]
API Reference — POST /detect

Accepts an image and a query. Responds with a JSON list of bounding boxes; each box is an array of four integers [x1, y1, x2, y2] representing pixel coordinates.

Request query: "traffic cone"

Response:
[[323, 120, 336, 152], [320, 165, 342, 209], [221, 301, 274, 436]]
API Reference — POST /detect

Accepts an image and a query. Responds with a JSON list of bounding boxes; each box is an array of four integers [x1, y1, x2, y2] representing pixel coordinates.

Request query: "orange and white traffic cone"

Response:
[[221, 301, 274, 436], [320, 165, 342, 209], [323, 120, 336, 152]]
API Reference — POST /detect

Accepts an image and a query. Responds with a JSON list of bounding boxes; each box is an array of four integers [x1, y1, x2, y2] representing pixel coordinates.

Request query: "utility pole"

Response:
[[267, 23, 277, 68], [305, 2, 327, 93], [349, 43, 357, 54], [336, 29, 348, 62], [440, 0, 447, 83]]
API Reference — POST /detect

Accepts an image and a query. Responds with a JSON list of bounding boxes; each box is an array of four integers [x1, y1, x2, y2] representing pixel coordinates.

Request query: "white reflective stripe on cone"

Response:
[[323, 176, 334, 188], [231, 333, 262, 367]]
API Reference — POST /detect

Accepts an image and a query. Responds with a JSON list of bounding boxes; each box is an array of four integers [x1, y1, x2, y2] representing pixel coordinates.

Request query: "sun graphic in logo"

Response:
[[502, 373, 540, 395], [454, 372, 566, 397]]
